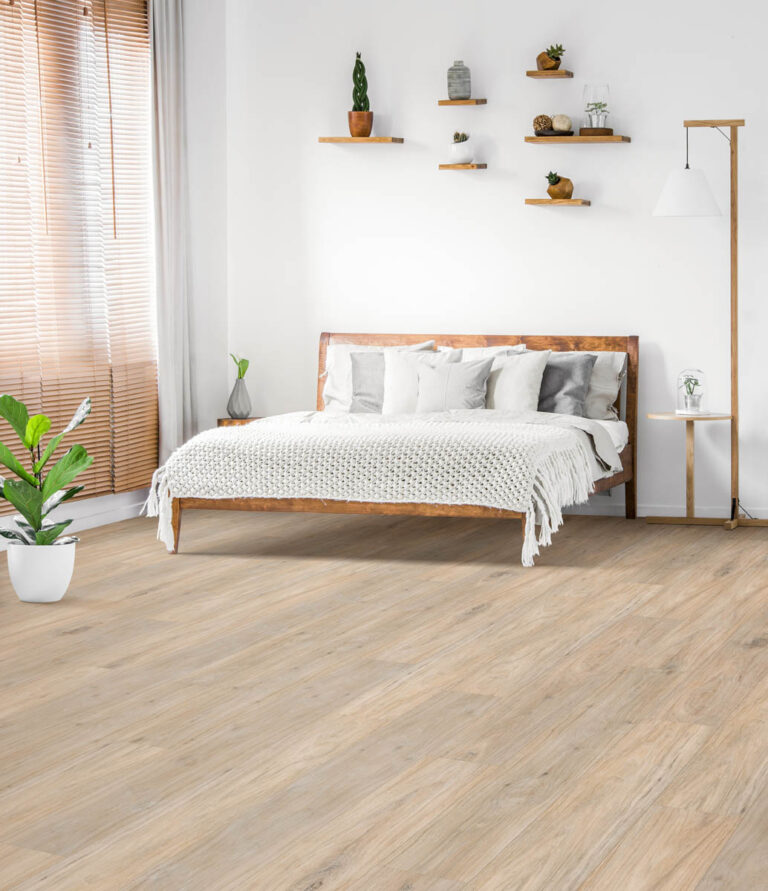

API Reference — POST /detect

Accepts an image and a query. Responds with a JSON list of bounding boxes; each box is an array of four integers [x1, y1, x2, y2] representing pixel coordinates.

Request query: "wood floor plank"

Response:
[[580, 805, 738, 890], [0, 512, 765, 888]]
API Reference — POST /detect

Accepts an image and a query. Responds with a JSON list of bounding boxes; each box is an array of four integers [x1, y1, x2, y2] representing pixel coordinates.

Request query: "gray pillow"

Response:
[[350, 352, 385, 413], [415, 358, 494, 412], [538, 353, 597, 416]]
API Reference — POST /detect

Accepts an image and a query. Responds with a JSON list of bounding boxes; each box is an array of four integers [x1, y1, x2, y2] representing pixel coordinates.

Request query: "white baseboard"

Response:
[[0, 489, 148, 550]]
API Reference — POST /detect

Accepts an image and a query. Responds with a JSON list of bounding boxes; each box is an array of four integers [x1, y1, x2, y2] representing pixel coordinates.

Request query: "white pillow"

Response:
[[382, 349, 462, 414], [486, 350, 551, 412], [460, 345, 526, 361], [323, 340, 434, 411]]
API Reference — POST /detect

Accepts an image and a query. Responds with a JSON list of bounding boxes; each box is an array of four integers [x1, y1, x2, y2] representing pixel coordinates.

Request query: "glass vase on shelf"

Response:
[[677, 368, 706, 414], [583, 83, 610, 129]]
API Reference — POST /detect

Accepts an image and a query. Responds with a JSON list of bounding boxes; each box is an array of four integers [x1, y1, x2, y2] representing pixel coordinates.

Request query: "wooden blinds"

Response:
[[0, 0, 158, 503]]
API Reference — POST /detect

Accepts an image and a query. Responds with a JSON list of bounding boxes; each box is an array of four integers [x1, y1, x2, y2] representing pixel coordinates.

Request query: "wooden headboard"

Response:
[[317, 331, 639, 443]]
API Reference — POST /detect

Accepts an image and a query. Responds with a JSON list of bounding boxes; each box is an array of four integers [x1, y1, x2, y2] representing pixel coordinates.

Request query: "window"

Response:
[[0, 0, 157, 501]]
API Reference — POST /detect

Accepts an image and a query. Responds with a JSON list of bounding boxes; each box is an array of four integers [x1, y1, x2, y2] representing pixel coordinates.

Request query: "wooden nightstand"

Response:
[[217, 417, 262, 427], [645, 411, 731, 525]]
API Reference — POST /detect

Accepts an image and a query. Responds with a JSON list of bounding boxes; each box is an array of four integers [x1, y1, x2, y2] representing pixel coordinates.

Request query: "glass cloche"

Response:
[[677, 368, 706, 414]]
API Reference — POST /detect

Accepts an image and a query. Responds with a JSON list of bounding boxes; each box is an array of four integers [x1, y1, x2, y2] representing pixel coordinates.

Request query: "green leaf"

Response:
[[0, 395, 29, 444], [34, 397, 92, 473], [2, 479, 44, 530], [35, 520, 72, 546], [24, 414, 51, 449], [0, 528, 29, 544], [0, 442, 38, 486], [34, 433, 63, 474], [42, 485, 84, 517], [41, 445, 93, 499], [238, 359, 249, 378]]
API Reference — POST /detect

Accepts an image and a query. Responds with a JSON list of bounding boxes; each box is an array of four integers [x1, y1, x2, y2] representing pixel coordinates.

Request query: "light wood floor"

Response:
[[2, 512, 768, 890]]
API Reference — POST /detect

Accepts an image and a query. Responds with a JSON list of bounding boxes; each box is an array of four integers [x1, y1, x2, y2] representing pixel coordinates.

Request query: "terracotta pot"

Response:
[[536, 51, 560, 71], [547, 177, 573, 200], [348, 111, 373, 138]]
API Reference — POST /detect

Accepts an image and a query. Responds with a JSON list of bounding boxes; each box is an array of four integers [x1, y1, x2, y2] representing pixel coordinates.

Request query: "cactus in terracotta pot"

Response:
[[348, 51, 373, 137], [536, 43, 565, 71], [546, 171, 574, 200]]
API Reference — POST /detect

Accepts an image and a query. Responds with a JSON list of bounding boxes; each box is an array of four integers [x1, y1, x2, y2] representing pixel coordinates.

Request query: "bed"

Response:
[[149, 333, 638, 565]]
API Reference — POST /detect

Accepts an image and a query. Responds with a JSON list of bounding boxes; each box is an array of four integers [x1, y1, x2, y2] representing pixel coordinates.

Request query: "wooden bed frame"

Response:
[[169, 333, 638, 553]]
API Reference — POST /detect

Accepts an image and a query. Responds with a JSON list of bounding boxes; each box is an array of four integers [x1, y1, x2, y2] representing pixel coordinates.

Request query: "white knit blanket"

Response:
[[147, 410, 622, 566]]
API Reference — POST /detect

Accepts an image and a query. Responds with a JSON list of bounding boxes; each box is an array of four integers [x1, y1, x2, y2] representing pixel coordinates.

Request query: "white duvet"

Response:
[[147, 410, 623, 566]]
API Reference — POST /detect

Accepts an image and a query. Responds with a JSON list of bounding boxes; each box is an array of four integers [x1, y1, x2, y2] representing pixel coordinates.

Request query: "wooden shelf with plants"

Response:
[[525, 198, 590, 206], [438, 98, 487, 106], [525, 135, 630, 144], [318, 137, 404, 144], [439, 163, 487, 171], [526, 70, 573, 78]]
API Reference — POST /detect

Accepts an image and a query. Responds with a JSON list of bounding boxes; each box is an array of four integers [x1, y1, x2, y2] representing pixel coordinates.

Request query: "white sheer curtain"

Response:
[[151, 0, 196, 460]]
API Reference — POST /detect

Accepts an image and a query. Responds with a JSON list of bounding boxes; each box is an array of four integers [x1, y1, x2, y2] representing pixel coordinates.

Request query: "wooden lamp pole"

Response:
[[683, 120, 744, 527]]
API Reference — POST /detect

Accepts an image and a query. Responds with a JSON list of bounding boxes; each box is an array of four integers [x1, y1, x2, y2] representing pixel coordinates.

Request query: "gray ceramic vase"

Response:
[[227, 378, 252, 419], [447, 60, 471, 100]]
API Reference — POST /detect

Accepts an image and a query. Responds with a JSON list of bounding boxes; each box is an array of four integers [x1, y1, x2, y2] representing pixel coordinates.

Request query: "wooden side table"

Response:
[[217, 417, 262, 427], [646, 411, 731, 525]]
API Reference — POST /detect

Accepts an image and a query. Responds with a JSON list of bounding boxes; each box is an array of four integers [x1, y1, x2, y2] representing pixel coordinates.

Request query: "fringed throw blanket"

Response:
[[147, 410, 622, 566]]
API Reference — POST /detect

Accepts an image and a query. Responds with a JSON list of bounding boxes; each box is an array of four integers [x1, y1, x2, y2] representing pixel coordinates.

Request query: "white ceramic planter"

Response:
[[7, 542, 76, 603], [449, 141, 473, 165]]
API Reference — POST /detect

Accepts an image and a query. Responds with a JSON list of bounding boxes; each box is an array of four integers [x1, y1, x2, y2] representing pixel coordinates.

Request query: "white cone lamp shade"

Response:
[[653, 167, 721, 217]]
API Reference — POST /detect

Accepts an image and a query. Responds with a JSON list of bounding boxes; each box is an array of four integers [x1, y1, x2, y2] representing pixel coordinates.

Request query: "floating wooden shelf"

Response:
[[318, 136, 404, 143], [437, 98, 487, 106], [526, 70, 574, 78], [439, 163, 487, 170], [525, 135, 631, 144], [525, 198, 591, 206]]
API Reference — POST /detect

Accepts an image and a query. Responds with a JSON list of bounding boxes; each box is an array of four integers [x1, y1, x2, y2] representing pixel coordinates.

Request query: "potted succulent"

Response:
[[536, 44, 565, 71], [227, 354, 252, 419], [546, 171, 574, 200], [348, 52, 373, 137], [450, 132, 473, 165], [0, 395, 92, 603]]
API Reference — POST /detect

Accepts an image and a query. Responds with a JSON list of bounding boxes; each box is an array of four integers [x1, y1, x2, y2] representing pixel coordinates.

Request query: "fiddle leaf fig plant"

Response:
[[0, 395, 92, 546]]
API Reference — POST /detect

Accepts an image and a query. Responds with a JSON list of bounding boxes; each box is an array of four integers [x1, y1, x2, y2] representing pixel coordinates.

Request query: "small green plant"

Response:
[[0, 395, 92, 546], [545, 44, 565, 61], [546, 171, 561, 185], [230, 354, 250, 379], [453, 131, 469, 143], [680, 374, 700, 396], [586, 100, 609, 114], [352, 52, 369, 112]]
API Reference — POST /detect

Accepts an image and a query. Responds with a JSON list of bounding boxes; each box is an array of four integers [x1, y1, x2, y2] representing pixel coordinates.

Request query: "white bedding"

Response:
[[147, 410, 624, 566]]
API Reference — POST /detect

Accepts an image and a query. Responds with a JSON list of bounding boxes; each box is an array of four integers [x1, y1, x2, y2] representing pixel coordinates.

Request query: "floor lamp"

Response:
[[653, 119, 764, 528]]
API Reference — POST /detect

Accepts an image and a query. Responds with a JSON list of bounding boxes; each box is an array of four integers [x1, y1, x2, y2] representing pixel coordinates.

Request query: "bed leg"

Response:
[[520, 514, 527, 543], [171, 498, 182, 553], [625, 479, 637, 520]]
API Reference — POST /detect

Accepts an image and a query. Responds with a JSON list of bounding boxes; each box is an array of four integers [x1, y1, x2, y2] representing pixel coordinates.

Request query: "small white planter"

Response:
[[7, 542, 76, 603], [449, 140, 473, 165]]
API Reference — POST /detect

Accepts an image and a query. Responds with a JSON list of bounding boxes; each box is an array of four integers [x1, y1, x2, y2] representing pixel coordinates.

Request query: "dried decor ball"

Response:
[[552, 114, 572, 132], [533, 114, 553, 134]]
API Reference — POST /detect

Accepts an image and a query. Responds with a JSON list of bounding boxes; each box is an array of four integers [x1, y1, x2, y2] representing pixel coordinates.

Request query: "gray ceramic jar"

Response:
[[447, 60, 471, 100]]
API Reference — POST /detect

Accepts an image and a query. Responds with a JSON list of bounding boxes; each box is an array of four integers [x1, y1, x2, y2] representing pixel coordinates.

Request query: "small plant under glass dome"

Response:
[[677, 368, 706, 414]]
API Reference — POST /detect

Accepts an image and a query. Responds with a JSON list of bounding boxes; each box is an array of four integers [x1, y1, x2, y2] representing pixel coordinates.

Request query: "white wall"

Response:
[[192, 0, 768, 518]]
